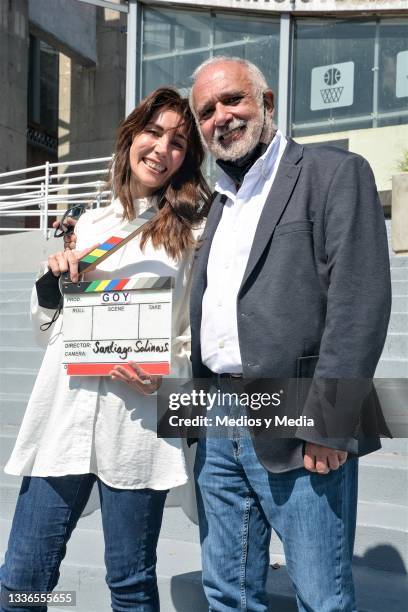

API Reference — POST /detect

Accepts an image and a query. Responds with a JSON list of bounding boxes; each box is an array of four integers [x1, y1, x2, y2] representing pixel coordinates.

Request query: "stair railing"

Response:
[[0, 156, 113, 238]]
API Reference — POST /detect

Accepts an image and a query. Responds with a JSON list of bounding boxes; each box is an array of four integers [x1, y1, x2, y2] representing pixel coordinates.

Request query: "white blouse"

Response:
[[5, 197, 195, 490]]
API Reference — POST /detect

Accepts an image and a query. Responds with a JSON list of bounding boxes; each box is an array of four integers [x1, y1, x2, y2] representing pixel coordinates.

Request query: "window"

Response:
[[28, 35, 59, 152], [142, 7, 279, 184], [291, 18, 408, 137], [142, 8, 279, 97], [378, 20, 408, 127]]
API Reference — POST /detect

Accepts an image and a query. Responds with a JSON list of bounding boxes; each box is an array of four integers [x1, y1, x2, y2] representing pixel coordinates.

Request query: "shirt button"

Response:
[[224, 262, 230, 269], [217, 300, 222, 307], [218, 340, 225, 349]]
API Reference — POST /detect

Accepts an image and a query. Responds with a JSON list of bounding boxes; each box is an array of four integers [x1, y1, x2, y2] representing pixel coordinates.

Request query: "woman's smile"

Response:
[[142, 157, 167, 174]]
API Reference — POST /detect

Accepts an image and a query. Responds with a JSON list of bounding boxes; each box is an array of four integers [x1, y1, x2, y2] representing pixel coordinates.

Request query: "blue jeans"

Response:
[[194, 433, 358, 612], [0, 475, 167, 612]]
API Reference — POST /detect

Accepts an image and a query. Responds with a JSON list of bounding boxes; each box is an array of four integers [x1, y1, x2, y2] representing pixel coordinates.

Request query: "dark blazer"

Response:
[[190, 139, 392, 472]]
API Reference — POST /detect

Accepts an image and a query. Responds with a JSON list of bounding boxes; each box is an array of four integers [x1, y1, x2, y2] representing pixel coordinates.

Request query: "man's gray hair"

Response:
[[189, 56, 269, 110]]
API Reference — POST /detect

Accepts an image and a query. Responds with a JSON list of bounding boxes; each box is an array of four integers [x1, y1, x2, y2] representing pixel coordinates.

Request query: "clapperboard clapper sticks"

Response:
[[61, 206, 156, 284], [60, 206, 174, 376]]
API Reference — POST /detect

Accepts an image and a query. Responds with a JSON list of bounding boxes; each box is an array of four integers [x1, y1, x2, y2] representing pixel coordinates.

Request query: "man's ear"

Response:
[[263, 90, 274, 115]]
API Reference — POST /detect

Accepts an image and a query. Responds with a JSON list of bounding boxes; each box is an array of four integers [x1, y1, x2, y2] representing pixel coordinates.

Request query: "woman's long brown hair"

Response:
[[110, 87, 211, 260]]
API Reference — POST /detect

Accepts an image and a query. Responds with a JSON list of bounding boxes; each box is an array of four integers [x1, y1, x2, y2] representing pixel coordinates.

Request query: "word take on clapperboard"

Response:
[[60, 207, 173, 377]]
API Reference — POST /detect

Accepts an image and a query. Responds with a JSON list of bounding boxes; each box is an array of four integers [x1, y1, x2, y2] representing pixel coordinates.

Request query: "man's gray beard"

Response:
[[205, 111, 275, 162]]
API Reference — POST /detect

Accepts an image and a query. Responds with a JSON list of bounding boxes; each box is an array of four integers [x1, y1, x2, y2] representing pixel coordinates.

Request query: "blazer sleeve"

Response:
[[295, 154, 392, 451]]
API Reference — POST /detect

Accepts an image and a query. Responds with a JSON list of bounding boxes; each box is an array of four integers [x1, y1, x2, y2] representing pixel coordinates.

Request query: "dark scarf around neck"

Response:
[[216, 142, 268, 186]]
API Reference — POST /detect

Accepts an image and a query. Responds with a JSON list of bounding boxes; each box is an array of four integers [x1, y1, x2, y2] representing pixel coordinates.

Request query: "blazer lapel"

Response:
[[190, 193, 225, 324], [238, 140, 303, 295]]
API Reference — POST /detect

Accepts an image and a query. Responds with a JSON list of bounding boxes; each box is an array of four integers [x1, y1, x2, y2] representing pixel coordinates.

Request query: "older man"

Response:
[[189, 57, 391, 611]]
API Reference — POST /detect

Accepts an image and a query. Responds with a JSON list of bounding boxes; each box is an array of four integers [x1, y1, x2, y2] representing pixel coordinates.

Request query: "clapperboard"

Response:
[[61, 207, 174, 376]]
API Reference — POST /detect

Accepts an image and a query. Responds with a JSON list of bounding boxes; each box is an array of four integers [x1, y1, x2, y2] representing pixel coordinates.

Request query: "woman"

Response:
[[0, 88, 211, 612]]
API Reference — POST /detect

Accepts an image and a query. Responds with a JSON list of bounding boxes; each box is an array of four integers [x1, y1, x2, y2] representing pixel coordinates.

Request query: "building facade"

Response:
[[139, 0, 407, 208], [1, 0, 407, 214]]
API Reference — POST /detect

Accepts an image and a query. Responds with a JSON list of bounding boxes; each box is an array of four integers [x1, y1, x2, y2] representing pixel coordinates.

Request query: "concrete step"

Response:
[[270, 502, 408, 573], [0, 346, 44, 369], [270, 500, 408, 573], [0, 289, 31, 303], [0, 464, 22, 489], [0, 282, 34, 296], [375, 358, 408, 378], [355, 501, 408, 573], [358, 452, 408, 506], [381, 333, 408, 359], [392, 295, 408, 312], [392, 280, 408, 296], [0, 482, 21, 521], [390, 256, 408, 268], [388, 312, 408, 333], [0, 298, 30, 314], [1, 467, 405, 574], [0, 311, 31, 327], [0, 531, 406, 612], [0, 368, 37, 397], [0, 394, 29, 427], [1, 428, 406, 508], [0, 328, 37, 347], [391, 267, 408, 281], [0, 433, 18, 469], [0, 273, 35, 280], [376, 377, 408, 406], [379, 438, 408, 454], [375, 380, 408, 438], [260, 563, 408, 612], [0, 278, 34, 288]]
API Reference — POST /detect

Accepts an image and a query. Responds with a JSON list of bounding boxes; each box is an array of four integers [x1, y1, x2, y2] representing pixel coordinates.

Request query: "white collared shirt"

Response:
[[5, 197, 195, 490], [201, 130, 288, 374]]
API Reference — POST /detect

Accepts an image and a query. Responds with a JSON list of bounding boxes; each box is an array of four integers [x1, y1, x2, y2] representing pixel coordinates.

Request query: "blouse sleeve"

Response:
[[171, 252, 194, 379], [30, 211, 95, 347], [170, 224, 204, 379], [30, 261, 62, 348]]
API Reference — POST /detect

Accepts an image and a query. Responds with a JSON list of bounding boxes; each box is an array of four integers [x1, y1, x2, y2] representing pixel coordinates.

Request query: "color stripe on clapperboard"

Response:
[[67, 362, 170, 376], [63, 276, 174, 294], [79, 208, 155, 269]]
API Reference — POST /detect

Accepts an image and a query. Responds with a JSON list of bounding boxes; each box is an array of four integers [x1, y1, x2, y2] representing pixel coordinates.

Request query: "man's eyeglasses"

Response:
[[53, 204, 87, 238]]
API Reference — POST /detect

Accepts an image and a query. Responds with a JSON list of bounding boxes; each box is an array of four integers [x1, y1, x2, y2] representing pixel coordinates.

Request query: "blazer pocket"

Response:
[[296, 354, 319, 416], [296, 354, 319, 378], [274, 220, 313, 238]]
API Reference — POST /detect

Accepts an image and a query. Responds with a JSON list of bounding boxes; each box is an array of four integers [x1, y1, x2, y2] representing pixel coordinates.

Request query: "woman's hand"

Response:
[[52, 217, 78, 250], [109, 361, 162, 395], [47, 245, 97, 283]]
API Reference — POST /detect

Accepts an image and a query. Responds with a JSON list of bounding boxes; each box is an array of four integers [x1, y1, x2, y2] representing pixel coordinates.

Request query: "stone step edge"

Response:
[[0, 368, 38, 375], [0, 347, 43, 353], [0, 452, 405, 475], [0, 540, 406, 612], [1, 476, 407, 526], [357, 501, 408, 530]]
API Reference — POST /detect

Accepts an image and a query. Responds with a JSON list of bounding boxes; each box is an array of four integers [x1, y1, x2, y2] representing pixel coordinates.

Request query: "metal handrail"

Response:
[[0, 156, 113, 238]]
